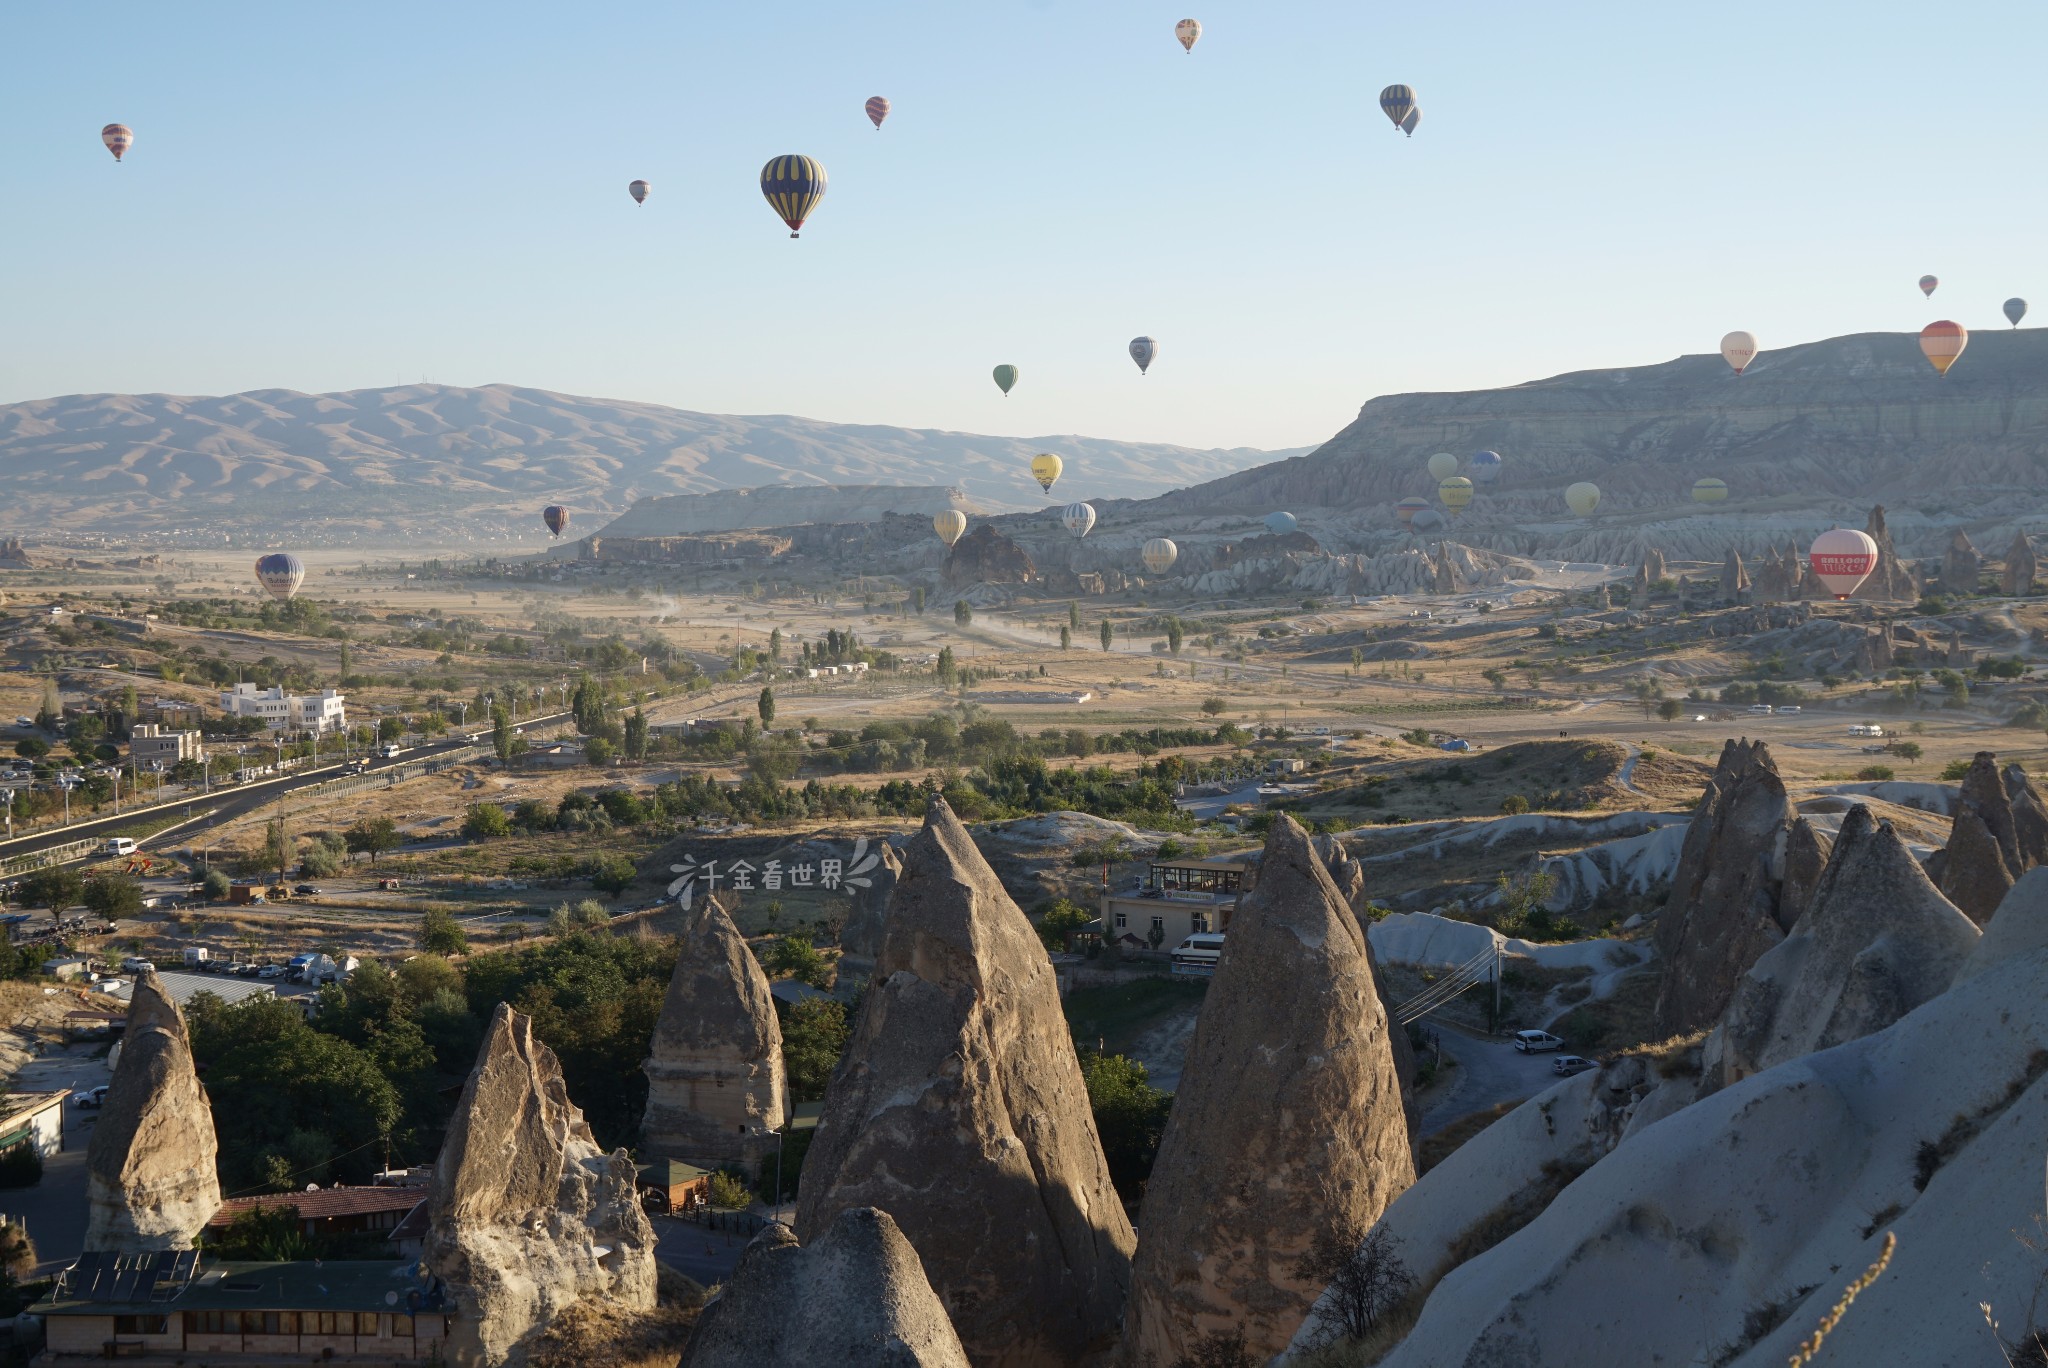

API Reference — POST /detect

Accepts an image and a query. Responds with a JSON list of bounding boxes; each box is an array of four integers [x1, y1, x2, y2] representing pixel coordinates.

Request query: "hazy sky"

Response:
[[5, 1, 2043, 451]]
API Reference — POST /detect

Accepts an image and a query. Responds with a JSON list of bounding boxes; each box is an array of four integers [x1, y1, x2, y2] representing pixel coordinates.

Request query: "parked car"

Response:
[[1513, 1029, 1565, 1054], [72, 1085, 108, 1109], [293, 884, 323, 897], [1776, 705, 1802, 715], [1553, 1055, 1596, 1076], [102, 838, 139, 858], [118, 957, 156, 975], [235, 964, 263, 978], [257, 965, 284, 979]]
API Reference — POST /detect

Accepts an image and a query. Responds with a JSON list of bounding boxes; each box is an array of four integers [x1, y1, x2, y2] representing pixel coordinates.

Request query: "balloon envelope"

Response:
[[1061, 503, 1097, 539], [1468, 450, 1502, 484], [865, 96, 890, 129], [1409, 508, 1447, 534], [543, 505, 569, 537], [1395, 496, 1430, 526], [255, 553, 305, 602], [1264, 511, 1298, 535], [1721, 330, 1759, 375], [1920, 320, 1968, 375], [1175, 18, 1201, 51], [1129, 336, 1158, 374], [760, 155, 827, 237], [1142, 537, 1179, 574], [2007, 298, 2029, 328], [1919, 274, 1939, 297], [1692, 477, 1729, 504], [1438, 476, 1474, 512], [1565, 482, 1602, 517], [1379, 85, 1416, 129], [1400, 107, 1420, 137], [628, 180, 649, 205], [992, 364, 1018, 396], [1030, 453, 1064, 493], [101, 124, 133, 161], [1426, 452, 1459, 481], [1810, 528, 1880, 599], [934, 511, 968, 547]]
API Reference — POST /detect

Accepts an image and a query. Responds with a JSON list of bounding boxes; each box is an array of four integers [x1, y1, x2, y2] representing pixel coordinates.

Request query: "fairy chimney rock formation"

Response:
[[1853, 505, 1915, 600], [1653, 739, 1800, 1034], [1719, 549, 1750, 603], [1942, 530, 1983, 595], [2005, 530, 2039, 596], [1125, 815, 1417, 1367], [837, 838, 905, 974], [681, 1208, 971, 1368], [794, 798, 1134, 1367], [1431, 542, 1464, 595], [1713, 805, 1977, 1088], [84, 971, 221, 1251], [426, 1004, 657, 1368], [1932, 753, 2048, 924], [1312, 833, 1420, 1118], [641, 896, 788, 1172]]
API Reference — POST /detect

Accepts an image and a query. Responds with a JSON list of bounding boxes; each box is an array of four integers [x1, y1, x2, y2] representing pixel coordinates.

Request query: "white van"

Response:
[[103, 837, 138, 858], [1746, 704, 1774, 715], [380, 744, 403, 759]]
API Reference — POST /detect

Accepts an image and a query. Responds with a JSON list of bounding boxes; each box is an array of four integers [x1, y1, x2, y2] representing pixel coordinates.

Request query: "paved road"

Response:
[[653, 1212, 763, 1287], [1418, 1025, 1565, 1135], [0, 1042, 115, 1273]]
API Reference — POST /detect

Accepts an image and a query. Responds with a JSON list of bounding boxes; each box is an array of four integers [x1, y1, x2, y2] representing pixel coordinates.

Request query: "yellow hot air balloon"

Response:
[[1427, 452, 1459, 481], [1030, 453, 1063, 494], [1920, 320, 1967, 376], [1438, 476, 1474, 513], [934, 511, 968, 547], [1692, 477, 1729, 504], [1565, 482, 1602, 517]]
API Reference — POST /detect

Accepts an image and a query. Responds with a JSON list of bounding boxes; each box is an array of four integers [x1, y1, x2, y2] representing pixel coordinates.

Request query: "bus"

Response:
[[1170, 932, 1225, 978]]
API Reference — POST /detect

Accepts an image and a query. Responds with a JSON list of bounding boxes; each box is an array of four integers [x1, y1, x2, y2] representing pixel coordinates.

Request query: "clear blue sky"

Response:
[[4, 1, 2044, 451]]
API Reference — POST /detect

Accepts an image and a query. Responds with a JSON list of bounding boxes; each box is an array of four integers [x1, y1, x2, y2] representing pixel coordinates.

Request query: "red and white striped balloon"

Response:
[[101, 124, 134, 162], [865, 96, 890, 130]]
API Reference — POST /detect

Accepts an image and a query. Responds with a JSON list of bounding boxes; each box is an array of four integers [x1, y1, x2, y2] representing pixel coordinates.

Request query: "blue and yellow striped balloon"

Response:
[[760, 155, 828, 238], [1379, 84, 1416, 131]]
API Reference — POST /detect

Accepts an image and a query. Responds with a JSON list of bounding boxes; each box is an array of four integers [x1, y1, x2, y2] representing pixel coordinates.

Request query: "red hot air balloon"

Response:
[[101, 124, 134, 162], [1809, 529, 1879, 600], [543, 505, 569, 538], [865, 96, 890, 129], [1920, 320, 1968, 376]]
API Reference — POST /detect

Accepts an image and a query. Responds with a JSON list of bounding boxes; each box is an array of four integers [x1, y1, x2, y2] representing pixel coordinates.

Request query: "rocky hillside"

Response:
[[0, 384, 1300, 546]]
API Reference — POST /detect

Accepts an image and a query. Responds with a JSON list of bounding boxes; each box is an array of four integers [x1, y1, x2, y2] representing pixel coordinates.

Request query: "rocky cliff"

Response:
[[943, 523, 1037, 587], [641, 897, 788, 1172], [681, 1209, 971, 1368], [426, 1004, 657, 1368], [1125, 817, 1416, 1366], [837, 839, 905, 975], [598, 485, 977, 537], [1930, 752, 2048, 923], [83, 971, 221, 1252]]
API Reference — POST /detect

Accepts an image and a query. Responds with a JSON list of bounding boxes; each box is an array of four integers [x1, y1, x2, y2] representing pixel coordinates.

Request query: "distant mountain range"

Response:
[[0, 384, 1305, 546]]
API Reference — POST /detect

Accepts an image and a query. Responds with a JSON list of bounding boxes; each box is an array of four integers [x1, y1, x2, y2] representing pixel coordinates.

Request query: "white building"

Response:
[[129, 724, 205, 767], [219, 684, 348, 735]]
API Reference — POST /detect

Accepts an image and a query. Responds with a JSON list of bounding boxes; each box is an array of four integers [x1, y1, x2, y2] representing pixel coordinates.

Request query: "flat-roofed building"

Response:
[[1100, 856, 1258, 952], [129, 724, 204, 767]]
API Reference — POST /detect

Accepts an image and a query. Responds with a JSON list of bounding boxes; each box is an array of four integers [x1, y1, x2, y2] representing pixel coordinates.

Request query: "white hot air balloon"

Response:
[[1426, 452, 1459, 481], [934, 511, 968, 547], [1721, 330, 1759, 375], [1565, 482, 1602, 517], [1809, 528, 1880, 600], [1142, 537, 1178, 574], [1061, 502, 1097, 539], [1175, 18, 1201, 52]]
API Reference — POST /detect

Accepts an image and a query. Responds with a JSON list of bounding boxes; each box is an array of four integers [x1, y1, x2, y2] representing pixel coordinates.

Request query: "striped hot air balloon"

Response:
[[1142, 538, 1179, 574], [760, 155, 828, 238], [1693, 477, 1729, 504], [1469, 450, 1502, 483], [1438, 476, 1474, 514], [1918, 274, 1939, 298], [255, 553, 305, 602], [1920, 320, 1968, 376], [101, 124, 133, 162], [1379, 85, 1416, 131], [628, 180, 649, 205], [1061, 503, 1097, 539], [1395, 496, 1430, 527], [865, 96, 890, 129], [934, 511, 968, 547]]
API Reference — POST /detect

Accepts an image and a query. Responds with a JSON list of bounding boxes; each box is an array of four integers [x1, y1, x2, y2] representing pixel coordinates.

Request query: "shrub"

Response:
[[707, 1170, 752, 1209], [0, 1142, 42, 1189], [298, 846, 340, 878], [419, 907, 468, 956], [1200, 697, 1227, 716], [1940, 758, 1973, 781], [1034, 898, 1097, 953], [763, 934, 830, 990], [1499, 795, 1530, 815], [461, 802, 511, 840], [1855, 765, 1895, 781]]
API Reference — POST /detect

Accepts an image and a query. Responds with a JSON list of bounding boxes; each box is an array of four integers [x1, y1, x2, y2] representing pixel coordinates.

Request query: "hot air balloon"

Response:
[[1142, 538, 1179, 574], [2006, 298, 2029, 328], [1692, 477, 1729, 504], [1426, 452, 1459, 481], [760, 155, 827, 238], [992, 364, 1018, 397], [1176, 18, 1201, 51], [1721, 330, 1759, 375], [1379, 85, 1416, 131], [1130, 336, 1158, 375], [628, 180, 649, 205], [101, 124, 133, 162], [1264, 511, 1298, 535], [934, 511, 968, 548], [1410, 508, 1447, 534], [543, 506, 569, 537], [1395, 496, 1430, 527], [865, 96, 891, 129], [1810, 528, 1880, 600], [1469, 450, 1502, 484], [1438, 476, 1474, 514], [1030, 453, 1064, 493], [1565, 482, 1601, 517], [254, 553, 305, 602], [1400, 107, 1420, 137], [1062, 502, 1097, 539], [1919, 274, 1939, 298], [1920, 320, 1968, 376]]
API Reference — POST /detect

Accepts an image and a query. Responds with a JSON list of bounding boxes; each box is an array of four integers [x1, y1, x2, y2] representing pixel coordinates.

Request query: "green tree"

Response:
[[780, 997, 850, 1102], [18, 866, 83, 912], [377, 716, 403, 744], [12, 738, 46, 761], [201, 867, 233, 901], [1100, 620, 1115, 652], [1657, 698, 1684, 722], [419, 907, 468, 956], [1034, 898, 1096, 953], [1164, 618, 1185, 655], [768, 627, 783, 662], [763, 933, 831, 990], [708, 1171, 752, 1209], [623, 707, 649, 761], [571, 678, 606, 735], [206, 1204, 313, 1261], [758, 686, 776, 726], [1481, 666, 1507, 690], [344, 817, 400, 869], [1069, 601, 1081, 630], [491, 705, 514, 763], [1060, 624, 1072, 651], [1200, 697, 1227, 716], [82, 872, 143, 921], [461, 803, 511, 840], [914, 586, 926, 614], [954, 599, 973, 628], [1082, 1053, 1174, 1204], [585, 852, 637, 898]]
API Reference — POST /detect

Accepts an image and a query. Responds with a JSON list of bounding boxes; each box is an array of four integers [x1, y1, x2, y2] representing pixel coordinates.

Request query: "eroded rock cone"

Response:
[[2005, 530, 2038, 596], [1124, 815, 1416, 1367], [837, 839, 905, 973], [1935, 752, 2045, 924], [1942, 529, 1982, 596], [1719, 549, 1749, 603], [1312, 833, 1419, 1126], [84, 970, 220, 1252], [641, 895, 788, 1172], [681, 1208, 970, 1367], [1854, 505, 1915, 600], [794, 798, 1133, 1367], [1653, 740, 1799, 1034], [1714, 805, 1977, 1087], [426, 1004, 656, 1368]]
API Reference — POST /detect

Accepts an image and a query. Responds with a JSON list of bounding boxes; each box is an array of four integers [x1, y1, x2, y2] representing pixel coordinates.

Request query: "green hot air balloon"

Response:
[[993, 364, 1018, 397]]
